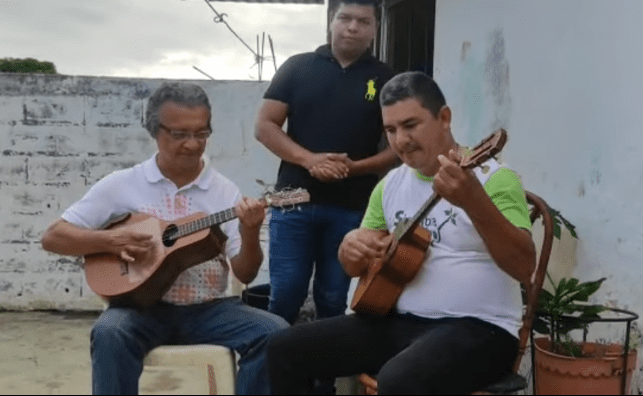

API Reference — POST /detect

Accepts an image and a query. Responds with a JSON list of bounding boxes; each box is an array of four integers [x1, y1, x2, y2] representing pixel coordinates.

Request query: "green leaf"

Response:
[[565, 278, 580, 290], [539, 289, 554, 303], [533, 317, 550, 335], [557, 318, 586, 334], [569, 278, 606, 302], [549, 208, 562, 239], [536, 275, 607, 346], [555, 278, 568, 298], [580, 305, 607, 316], [546, 206, 578, 239], [558, 213, 579, 239]]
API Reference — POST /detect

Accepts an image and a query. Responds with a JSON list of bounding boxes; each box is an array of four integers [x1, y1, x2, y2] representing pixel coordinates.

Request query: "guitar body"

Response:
[[82, 189, 310, 309], [351, 225, 432, 316], [84, 212, 226, 308]]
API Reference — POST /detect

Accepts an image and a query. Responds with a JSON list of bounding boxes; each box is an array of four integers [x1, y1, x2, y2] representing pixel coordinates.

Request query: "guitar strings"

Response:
[[158, 190, 306, 243]]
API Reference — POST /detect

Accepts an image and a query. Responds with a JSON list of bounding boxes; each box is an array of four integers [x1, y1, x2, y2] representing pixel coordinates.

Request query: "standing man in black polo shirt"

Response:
[[255, 0, 397, 324]]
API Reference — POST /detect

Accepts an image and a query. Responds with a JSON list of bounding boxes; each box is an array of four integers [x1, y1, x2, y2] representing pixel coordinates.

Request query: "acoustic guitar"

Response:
[[84, 189, 310, 308], [351, 129, 508, 316]]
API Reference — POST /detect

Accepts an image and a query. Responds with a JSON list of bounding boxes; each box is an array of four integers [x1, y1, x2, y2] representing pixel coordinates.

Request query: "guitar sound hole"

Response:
[[162, 224, 179, 247]]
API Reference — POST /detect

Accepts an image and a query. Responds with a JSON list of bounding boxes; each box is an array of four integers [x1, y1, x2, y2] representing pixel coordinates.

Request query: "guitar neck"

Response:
[[394, 192, 442, 240], [175, 199, 267, 238]]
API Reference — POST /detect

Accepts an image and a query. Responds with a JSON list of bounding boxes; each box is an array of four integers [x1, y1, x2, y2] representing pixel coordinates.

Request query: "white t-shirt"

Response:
[[62, 154, 242, 304], [361, 160, 531, 337]]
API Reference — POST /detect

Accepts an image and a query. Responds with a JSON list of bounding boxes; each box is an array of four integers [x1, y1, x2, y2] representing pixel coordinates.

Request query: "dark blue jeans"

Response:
[[90, 298, 289, 395], [267, 314, 519, 395], [268, 204, 363, 324]]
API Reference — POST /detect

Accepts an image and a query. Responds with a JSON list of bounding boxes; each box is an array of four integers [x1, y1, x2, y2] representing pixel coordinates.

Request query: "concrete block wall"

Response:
[[0, 73, 278, 310]]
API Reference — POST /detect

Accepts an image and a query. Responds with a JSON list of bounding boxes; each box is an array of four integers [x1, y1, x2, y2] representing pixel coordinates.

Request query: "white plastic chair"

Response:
[[142, 275, 244, 395]]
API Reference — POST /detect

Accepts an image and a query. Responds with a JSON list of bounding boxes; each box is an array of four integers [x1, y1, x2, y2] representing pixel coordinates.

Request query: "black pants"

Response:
[[267, 313, 518, 395]]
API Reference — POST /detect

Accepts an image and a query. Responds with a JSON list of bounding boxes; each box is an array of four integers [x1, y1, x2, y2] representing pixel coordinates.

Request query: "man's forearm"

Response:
[[255, 121, 315, 169], [466, 196, 536, 284], [349, 147, 400, 177], [230, 228, 263, 284], [41, 220, 110, 257]]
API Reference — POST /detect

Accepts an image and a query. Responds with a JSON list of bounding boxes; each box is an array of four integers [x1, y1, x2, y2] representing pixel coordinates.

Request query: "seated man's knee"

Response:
[[262, 311, 290, 334], [377, 360, 412, 395], [90, 309, 138, 348], [248, 309, 290, 341]]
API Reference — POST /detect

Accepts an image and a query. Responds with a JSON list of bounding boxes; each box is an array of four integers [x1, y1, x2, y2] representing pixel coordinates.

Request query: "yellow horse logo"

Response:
[[365, 79, 377, 101]]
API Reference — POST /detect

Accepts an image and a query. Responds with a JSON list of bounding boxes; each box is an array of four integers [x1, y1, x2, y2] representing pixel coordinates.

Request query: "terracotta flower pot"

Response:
[[534, 337, 637, 395]]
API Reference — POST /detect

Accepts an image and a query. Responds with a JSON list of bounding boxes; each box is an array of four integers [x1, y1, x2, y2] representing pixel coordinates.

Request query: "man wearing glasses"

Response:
[[41, 82, 288, 395]]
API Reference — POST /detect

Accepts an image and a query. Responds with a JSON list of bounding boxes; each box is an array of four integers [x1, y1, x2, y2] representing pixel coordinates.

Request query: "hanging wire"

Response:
[[203, 0, 258, 56], [199, 0, 278, 79]]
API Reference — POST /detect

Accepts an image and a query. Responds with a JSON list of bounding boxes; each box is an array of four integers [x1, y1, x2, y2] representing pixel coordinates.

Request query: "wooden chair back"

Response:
[[514, 191, 554, 372]]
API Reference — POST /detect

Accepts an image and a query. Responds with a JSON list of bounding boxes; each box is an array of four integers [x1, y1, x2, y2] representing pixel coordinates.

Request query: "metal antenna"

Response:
[[269, 35, 278, 72], [261, 32, 266, 80], [193, 66, 216, 80]]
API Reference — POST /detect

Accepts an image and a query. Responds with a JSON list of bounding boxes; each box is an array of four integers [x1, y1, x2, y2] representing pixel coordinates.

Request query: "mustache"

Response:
[[398, 143, 421, 153]]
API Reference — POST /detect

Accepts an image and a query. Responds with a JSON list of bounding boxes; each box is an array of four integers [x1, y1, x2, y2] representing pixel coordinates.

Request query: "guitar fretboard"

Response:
[[163, 189, 310, 242], [175, 207, 240, 238], [394, 192, 442, 240]]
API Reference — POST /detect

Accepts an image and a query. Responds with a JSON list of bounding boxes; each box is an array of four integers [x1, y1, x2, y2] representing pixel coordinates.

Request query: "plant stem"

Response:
[[546, 271, 556, 290]]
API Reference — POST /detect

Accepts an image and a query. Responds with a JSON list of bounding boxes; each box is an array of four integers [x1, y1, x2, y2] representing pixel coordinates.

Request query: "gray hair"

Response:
[[145, 82, 212, 138], [380, 72, 447, 118]]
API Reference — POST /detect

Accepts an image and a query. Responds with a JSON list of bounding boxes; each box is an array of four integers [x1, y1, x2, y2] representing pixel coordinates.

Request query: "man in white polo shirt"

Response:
[[266, 72, 537, 394], [41, 82, 288, 395]]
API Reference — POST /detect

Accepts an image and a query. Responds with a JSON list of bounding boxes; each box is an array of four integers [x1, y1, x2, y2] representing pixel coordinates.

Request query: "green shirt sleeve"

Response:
[[360, 177, 388, 230], [484, 168, 532, 231]]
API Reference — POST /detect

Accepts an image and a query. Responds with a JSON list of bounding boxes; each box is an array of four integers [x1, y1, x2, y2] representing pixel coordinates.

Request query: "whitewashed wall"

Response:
[[434, 0, 643, 389], [0, 74, 277, 310]]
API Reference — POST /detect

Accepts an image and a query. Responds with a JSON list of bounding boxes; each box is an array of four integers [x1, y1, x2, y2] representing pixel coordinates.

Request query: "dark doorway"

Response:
[[377, 0, 436, 76]]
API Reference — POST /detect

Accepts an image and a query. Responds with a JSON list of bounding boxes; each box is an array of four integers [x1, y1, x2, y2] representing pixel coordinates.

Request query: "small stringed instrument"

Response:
[[84, 189, 310, 308], [351, 129, 508, 316]]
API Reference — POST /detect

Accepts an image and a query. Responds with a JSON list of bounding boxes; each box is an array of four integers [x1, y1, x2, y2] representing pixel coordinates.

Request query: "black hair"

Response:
[[380, 71, 447, 118], [329, 0, 380, 22]]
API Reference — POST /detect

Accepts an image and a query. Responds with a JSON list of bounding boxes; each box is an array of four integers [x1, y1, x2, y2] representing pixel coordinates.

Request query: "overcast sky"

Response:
[[0, 0, 327, 81]]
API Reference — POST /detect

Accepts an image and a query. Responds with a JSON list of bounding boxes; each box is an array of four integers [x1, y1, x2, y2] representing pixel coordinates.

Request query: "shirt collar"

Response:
[[414, 169, 434, 182], [143, 153, 214, 191], [315, 44, 376, 67], [412, 146, 470, 182]]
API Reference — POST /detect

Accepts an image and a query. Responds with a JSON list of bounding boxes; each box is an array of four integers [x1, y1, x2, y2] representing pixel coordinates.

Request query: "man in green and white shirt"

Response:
[[267, 72, 537, 394]]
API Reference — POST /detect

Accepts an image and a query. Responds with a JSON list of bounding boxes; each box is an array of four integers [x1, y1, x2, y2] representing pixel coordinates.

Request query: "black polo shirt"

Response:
[[264, 44, 395, 211]]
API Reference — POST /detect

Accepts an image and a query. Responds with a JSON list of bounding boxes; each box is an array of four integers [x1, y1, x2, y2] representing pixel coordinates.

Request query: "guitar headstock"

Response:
[[460, 129, 507, 169], [262, 188, 311, 209]]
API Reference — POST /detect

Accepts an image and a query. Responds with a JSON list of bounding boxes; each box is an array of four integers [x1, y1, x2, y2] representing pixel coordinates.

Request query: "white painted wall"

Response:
[[434, 0, 643, 309], [434, 0, 643, 388], [0, 74, 278, 310]]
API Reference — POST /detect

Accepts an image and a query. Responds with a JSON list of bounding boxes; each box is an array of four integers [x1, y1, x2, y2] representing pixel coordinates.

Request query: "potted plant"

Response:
[[533, 246, 638, 394], [530, 207, 639, 395]]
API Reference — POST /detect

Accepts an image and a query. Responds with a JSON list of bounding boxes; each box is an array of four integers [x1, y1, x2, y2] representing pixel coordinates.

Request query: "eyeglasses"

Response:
[[159, 124, 212, 142]]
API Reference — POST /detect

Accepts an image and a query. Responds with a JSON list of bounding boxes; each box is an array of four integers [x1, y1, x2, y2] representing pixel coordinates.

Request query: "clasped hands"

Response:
[[306, 152, 352, 183]]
